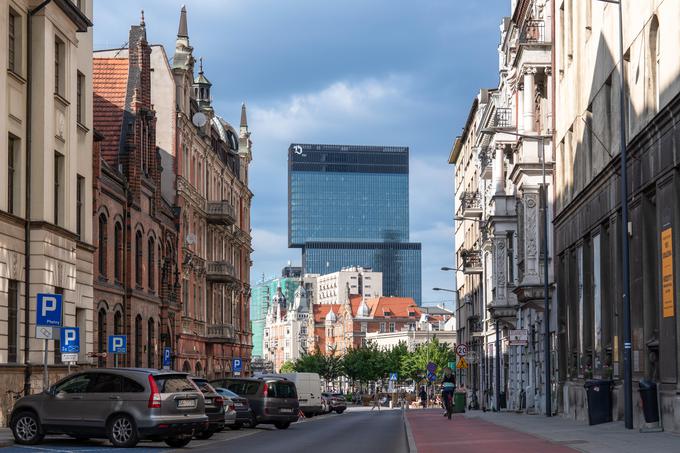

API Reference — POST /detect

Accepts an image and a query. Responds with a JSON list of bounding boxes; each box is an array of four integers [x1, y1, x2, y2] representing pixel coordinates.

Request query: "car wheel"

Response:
[[229, 423, 242, 430], [335, 409, 345, 414], [164, 437, 192, 448], [194, 429, 214, 440], [107, 414, 139, 448], [274, 421, 290, 430], [11, 411, 44, 445]]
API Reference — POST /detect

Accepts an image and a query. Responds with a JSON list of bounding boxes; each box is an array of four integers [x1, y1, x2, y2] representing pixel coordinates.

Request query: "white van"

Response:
[[256, 372, 323, 416]]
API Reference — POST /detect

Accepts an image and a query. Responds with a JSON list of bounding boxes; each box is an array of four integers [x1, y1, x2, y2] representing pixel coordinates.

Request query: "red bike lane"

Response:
[[405, 409, 577, 453]]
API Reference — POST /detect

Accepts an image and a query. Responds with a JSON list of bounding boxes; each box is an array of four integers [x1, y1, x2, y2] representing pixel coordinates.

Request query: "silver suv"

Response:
[[10, 368, 208, 448]]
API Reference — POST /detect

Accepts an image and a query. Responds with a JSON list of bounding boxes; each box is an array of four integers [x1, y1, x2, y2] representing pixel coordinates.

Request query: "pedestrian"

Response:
[[419, 386, 427, 408], [371, 390, 381, 412]]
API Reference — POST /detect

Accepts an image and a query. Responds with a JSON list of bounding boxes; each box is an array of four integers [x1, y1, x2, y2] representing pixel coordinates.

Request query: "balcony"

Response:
[[460, 249, 483, 274], [492, 108, 513, 129], [460, 191, 482, 217], [205, 261, 238, 283], [478, 147, 492, 179], [206, 201, 236, 226], [206, 323, 236, 342], [519, 20, 545, 44]]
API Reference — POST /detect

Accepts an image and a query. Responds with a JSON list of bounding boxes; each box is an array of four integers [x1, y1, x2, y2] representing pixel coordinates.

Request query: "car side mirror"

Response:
[[45, 387, 55, 396]]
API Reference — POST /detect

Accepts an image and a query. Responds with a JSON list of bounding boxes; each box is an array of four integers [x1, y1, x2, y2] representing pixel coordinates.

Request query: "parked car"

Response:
[[210, 377, 299, 429], [321, 392, 347, 414], [214, 387, 253, 429], [275, 373, 323, 416], [10, 369, 207, 448], [189, 377, 225, 439]]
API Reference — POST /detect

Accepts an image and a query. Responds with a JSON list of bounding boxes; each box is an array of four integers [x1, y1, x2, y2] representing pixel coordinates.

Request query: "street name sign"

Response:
[[36, 293, 62, 327]]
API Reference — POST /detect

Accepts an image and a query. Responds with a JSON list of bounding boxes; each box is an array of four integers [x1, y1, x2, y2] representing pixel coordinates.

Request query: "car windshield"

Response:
[[153, 374, 196, 393], [192, 379, 216, 394], [226, 381, 260, 395], [216, 388, 239, 398]]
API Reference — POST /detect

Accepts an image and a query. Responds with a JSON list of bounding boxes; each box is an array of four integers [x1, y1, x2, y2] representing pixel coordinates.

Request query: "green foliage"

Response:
[[292, 347, 343, 382], [400, 336, 456, 381], [279, 360, 296, 373]]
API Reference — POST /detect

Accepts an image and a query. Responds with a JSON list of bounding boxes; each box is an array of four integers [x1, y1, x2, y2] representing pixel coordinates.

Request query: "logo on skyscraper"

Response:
[[293, 145, 305, 156]]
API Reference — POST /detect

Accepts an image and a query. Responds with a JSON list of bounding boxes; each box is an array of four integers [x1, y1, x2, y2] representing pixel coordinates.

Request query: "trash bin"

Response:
[[584, 380, 613, 425], [639, 380, 659, 423], [454, 392, 466, 413]]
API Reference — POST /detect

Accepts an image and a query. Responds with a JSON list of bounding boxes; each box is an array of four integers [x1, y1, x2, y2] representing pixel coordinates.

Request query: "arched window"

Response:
[[147, 318, 155, 368], [98, 308, 107, 367], [148, 237, 155, 292], [649, 16, 660, 112], [182, 361, 191, 373], [114, 222, 123, 282], [195, 361, 202, 377], [135, 315, 143, 367], [114, 310, 122, 335], [135, 231, 143, 287], [98, 214, 107, 277]]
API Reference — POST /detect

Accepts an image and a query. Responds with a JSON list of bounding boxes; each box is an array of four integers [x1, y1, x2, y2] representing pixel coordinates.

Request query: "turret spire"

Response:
[[177, 5, 188, 38], [240, 102, 248, 128]]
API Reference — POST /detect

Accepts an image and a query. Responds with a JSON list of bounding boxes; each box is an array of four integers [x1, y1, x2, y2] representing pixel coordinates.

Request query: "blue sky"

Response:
[[94, 0, 508, 308]]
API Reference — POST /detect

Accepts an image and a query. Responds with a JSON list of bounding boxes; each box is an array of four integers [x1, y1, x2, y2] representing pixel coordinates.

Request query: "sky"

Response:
[[93, 0, 509, 309]]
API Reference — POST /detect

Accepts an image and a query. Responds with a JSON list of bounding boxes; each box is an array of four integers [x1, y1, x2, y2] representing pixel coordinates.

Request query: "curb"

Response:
[[402, 410, 418, 453]]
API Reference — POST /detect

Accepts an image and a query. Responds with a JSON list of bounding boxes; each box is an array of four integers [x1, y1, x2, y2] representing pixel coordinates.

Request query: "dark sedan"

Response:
[[215, 387, 253, 429], [190, 377, 225, 439]]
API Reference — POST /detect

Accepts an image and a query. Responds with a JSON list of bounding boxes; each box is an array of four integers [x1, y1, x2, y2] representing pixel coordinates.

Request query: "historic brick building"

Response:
[[92, 18, 180, 369]]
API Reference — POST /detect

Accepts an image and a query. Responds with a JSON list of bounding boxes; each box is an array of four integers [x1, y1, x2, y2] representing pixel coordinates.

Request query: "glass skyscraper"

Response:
[[288, 143, 422, 304], [250, 276, 300, 358]]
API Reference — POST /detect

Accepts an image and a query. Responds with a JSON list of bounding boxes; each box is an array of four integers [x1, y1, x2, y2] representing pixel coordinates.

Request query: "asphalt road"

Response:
[[0, 407, 408, 453]]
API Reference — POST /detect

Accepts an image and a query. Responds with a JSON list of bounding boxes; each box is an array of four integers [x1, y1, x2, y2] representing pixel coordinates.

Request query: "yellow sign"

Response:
[[456, 357, 468, 369], [662, 227, 675, 318]]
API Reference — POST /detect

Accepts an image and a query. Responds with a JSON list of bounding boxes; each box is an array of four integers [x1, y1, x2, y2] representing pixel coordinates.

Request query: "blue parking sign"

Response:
[[60, 327, 80, 353], [108, 335, 127, 353], [232, 358, 242, 372], [36, 293, 62, 327], [163, 347, 172, 368]]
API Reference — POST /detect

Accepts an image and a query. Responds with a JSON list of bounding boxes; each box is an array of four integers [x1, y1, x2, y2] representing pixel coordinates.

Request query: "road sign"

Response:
[[456, 357, 468, 369], [389, 372, 398, 381], [36, 293, 62, 327], [61, 353, 78, 363], [232, 358, 242, 373], [108, 335, 127, 353], [60, 327, 80, 353], [426, 371, 436, 382], [426, 362, 436, 373], [456, 344, 468, 357], [163, 347, 172, 368], [35, 326, 54, 339], [508, 329, 529, 346]]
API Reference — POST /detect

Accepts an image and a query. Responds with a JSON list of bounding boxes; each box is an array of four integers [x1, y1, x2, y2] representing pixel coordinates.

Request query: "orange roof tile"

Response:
[[312, 304, 342, 323], [93, 58, 129, 165]]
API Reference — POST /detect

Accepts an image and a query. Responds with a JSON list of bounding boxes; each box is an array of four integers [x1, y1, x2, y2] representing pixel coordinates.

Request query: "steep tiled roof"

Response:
[[313, 304, 342, 323], [93, 58, 129, 165], [347, 295, 420, 318]]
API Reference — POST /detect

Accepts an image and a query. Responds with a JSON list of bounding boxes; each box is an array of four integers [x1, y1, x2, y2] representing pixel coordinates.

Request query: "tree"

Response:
[[279, 360, 296, 373], [401, 336, 456, 381], [293, 350, 326, 375]]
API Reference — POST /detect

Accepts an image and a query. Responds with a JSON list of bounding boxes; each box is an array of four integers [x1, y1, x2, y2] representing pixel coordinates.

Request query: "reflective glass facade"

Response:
[[288, 143, 421, 305], [303, 242, 422, 305], [289, 144, 409, 246]]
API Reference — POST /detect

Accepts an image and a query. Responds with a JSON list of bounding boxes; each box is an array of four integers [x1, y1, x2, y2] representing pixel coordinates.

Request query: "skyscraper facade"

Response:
[[250, 275, 300, 357], [288, 144, 422, 304]]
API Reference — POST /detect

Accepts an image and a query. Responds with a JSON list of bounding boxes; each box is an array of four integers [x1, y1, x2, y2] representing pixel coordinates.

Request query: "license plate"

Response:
[[234, 403, 243, 407], [205, 398, 213, 405], [177, 399, 197, 409], [279, 408, 293, 413]]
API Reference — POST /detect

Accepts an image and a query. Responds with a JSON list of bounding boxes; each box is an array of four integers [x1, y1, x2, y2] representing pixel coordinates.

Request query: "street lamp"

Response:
[[594, 0, 632, 429], [480, 127, 552, 416]]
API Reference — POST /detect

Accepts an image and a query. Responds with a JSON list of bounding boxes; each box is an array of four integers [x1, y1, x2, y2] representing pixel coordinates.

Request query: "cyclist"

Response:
[[441, 367, 456, 419]]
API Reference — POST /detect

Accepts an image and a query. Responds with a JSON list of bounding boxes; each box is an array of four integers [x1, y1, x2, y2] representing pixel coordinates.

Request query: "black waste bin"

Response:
[[639, 380, 659, 423], [584, 380, 613, 425]]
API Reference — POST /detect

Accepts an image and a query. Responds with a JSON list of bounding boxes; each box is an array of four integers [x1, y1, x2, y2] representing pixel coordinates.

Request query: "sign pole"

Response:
[[43, 339, 48, 390]]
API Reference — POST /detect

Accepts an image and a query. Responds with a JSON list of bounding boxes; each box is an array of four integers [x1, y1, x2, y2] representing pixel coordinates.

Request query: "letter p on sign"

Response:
[[36, 293, 63, 327]]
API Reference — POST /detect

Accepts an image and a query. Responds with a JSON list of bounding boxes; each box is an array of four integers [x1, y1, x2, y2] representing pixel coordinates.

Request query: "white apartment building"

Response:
[[304, 266, 382, 306]]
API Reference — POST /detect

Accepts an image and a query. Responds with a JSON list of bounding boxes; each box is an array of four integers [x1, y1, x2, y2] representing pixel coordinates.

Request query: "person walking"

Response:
[[419, 386, 427, 408], [371, 389, 381, 412]]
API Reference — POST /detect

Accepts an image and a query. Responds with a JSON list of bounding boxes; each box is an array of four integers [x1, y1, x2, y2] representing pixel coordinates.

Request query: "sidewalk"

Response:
[[404, 408, 680, 453]]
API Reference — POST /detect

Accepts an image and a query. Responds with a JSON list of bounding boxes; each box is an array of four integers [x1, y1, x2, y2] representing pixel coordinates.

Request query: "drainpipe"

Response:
[[24, 0, 54, 396]]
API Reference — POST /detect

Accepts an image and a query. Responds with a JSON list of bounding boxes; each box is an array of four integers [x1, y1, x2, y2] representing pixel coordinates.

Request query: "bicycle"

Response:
[[443, 391, 453, 420]]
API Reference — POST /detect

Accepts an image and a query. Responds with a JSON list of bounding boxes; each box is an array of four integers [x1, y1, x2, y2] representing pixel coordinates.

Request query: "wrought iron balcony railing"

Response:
[[461, 249, 483, 274], [520, 20, 546, 44], [461, 191, 482, 217], [493, 108, 513, 129]]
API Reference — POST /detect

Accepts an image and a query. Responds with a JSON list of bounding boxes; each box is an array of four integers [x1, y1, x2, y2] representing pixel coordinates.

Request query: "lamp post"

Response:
[[594, 0, 632, 431], [480, 128, 552, 416]]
